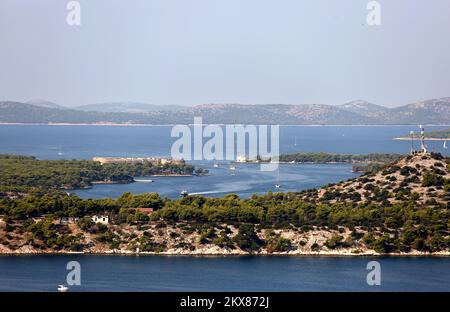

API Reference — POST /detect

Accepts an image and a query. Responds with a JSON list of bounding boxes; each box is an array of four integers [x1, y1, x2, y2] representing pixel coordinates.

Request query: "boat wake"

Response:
[[134, 179, 154, 183], [188, 190, 220, 196]]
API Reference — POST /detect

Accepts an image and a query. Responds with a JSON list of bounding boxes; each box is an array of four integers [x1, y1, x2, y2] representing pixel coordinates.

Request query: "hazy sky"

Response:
[[0, 0, 449, 107]]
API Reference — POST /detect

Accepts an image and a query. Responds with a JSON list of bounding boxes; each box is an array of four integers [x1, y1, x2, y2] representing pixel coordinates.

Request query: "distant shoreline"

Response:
[[61, 175, 194, 189], [1, 250, 449, 257], [1, 122, 450, 127], [393, 137, 449, 141]]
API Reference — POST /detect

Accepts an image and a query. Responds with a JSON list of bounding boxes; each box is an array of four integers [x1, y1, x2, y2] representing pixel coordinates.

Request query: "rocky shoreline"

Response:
[[1, 249, 449, 257], [1, 222, 449, 257]]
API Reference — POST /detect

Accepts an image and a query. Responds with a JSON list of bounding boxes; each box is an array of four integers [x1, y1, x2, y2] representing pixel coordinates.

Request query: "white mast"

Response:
[[410, 131, 415, 154], [419, 125, 427, 153]]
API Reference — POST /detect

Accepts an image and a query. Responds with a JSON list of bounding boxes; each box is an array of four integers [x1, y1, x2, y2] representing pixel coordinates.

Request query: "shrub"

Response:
[[372, 234, 396, 253], [233, 224, 265, 252], [311, 243, 320, 252], [267, 235, 293, 253], [422, 172, 444, 187], [325, 235, 344, 249]]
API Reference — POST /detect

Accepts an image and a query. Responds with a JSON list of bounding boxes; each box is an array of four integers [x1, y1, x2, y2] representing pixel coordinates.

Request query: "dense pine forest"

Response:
[[0, 153, 449, 254], [0, 155, 196, 189]]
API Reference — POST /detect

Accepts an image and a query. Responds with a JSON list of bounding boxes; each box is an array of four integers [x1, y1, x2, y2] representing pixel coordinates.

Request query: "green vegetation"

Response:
[[400, 128, 450, 139], [2, 98, 449, 125], [232, 224, 265, 252], [352, 163, 386, 174], [265, 230, 294, 253], [0, 154, 196, 189], [0, 153, 449, 254], [25, 217, 85, 251], [1, 188, 448, 253], [279, 152, 403, 164], [277, 152, 403, 174], [422, 172, 445, 187]]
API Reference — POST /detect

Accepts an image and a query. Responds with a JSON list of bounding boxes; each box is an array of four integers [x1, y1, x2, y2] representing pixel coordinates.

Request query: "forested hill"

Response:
[[1, 97, 449, 125], [0, 153, 448, 255], [307, 152, 450, 207], [0, 155, 195, 189], [279, 152, 403, 164]]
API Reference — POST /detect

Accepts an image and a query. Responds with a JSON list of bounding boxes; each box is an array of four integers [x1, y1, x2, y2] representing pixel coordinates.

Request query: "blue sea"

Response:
[[1, 125, 448, 160], [0, 125, 448, 199], [0, 255, 448, 291], [0, 125, 449, 292]]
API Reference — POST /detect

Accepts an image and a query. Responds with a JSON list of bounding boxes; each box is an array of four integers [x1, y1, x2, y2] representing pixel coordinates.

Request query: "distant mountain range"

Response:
[[0, 97, 449, 125], [25, 99, 66, 110], [74, 102, 184, 113]]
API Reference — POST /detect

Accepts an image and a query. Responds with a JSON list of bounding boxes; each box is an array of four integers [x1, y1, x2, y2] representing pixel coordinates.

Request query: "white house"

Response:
[[91, 215, 109, 225], [59, 217, 79, 225]]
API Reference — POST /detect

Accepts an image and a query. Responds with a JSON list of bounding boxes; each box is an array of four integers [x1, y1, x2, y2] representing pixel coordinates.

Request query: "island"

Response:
[[0, 152, 449, 256], [394, 127, 450, 140], [237, 152, 403, 174], [0, 155, 208, 191]]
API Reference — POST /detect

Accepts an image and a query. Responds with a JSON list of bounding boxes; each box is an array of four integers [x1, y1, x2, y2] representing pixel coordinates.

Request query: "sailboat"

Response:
[[57, 146, 63, 156], [444, 140, 448, 150], [213, 162, 219, 168], [274, 168, 281, 189]]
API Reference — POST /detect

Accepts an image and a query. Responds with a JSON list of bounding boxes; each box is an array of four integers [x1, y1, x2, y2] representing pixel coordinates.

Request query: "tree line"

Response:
[[0, 154, 195, 189]]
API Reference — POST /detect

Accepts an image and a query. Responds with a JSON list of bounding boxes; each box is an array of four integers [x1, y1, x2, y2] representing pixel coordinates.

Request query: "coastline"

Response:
[[1, 249, 449, 257], [60, 175, 193, 190], [394, 137, 449, 141], [1, 122, 450, 127], [150, 174, 193, 177]]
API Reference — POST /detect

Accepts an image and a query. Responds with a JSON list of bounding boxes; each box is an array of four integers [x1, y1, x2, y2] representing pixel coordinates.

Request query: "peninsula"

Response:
[[394, 127, 450, 140], [0, 155, 202, 190], [0, 152, 448, 256]]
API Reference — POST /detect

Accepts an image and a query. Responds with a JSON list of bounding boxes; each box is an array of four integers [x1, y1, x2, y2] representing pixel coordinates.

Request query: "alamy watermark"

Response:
[[65, 1, 381, 28], [366, 261, 381, 286], [66, 261, 81, 286], [66, 1, 81, 26], [366, 1, 381, 26], [171, 117, 280, 171]]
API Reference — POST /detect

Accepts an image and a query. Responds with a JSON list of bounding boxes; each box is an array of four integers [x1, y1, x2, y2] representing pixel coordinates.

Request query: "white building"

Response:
[[59, 217, 79, 225], [92, 215, 109, 225], [236, 155, 249, 163]]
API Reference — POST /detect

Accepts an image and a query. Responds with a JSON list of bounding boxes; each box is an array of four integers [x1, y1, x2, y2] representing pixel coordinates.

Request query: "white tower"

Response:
[[409, 131, 415, 154], [419, 125, 427, 153]]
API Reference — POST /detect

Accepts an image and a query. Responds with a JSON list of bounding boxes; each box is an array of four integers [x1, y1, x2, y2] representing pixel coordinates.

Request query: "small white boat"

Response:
[[57, 285, 68, 292], [275, 168, 281, 189], [444, 140, 448, 150], [180, 189, 189, 197], [213, 163, 219, 168], [229, 165, 236, 171]]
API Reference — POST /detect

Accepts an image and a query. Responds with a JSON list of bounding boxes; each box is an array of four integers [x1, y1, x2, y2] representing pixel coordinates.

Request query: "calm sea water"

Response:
[[0, 255, 448, 292], [0, 125, 448, 199], [73, 163, 357, 199], [0, 125, 449, 292], [1, 125, 448, 159]]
